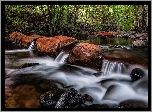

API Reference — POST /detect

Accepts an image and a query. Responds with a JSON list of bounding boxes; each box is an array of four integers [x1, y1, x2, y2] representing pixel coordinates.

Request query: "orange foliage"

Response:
[[95, 30, 120, 38], [36, 36, 78, 56], [21, 35, 44, 47], [9, 32, 26, 43], [67, 42, 103, 71]]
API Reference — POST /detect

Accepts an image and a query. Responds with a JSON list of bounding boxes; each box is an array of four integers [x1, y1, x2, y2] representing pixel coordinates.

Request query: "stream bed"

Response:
[[4, 42, 149, 109]]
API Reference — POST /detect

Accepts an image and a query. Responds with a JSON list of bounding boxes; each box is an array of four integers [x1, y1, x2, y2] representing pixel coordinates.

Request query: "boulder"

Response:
[[5, 73, 65, 108], [55, 88, 93, 108], [39, 90, 64, 108], [132, 33, 148, 47], [132, 40, 147, 47], [35, 36, 78, 57], [118, 99, 148, 108], [9, 32, 26, 44], [86, 104, 109, 108], [9, 32, 44, 48], [9, 33, 78, 57], [19, 63, 40, 69], [21, 35, 44, 48], [54, 36, 78, 51], [102, 49, 148, 69], [95, 31, 119, 38], [130, 68, 144, 81], [67, 43, 103, 71]]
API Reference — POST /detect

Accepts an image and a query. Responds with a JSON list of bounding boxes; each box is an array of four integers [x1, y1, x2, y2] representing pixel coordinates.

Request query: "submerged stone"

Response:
[[5, 73, 65, 108], [102, 49, 148, 69], [19, 63, 40, 69], [5, 84, 42, 108], [86, 104, 109, 108], [118, 99, 148, 108], [39, 91, 58, 108], [93, 71, 102, 77]]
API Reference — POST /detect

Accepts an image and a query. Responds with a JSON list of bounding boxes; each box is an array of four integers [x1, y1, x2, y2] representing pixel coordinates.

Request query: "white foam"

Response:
[[5, 49, 30, 53], [101, 60, 127, 75], [28, 41, 35, 50], [54, 51, 69, 63], [5, 49, 148, 106]]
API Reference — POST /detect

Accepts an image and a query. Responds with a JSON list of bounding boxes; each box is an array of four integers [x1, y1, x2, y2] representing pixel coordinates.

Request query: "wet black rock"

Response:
[[118, 100, 148, 108], [6, 71, 67, 108], [93, 71, 102, 77], [83, 94, 93, 103], [87, 104, 109, 108], [130, 68, 144, 81], [55, 88, 92, 108], [19, 63, 39, 69], [39, 91, 57, 107]]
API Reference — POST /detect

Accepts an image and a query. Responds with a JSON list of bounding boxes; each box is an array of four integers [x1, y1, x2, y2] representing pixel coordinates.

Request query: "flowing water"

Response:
[[54, 51, 69, 63], [5, 42, 148, 108], [28, 41, 35, 50]]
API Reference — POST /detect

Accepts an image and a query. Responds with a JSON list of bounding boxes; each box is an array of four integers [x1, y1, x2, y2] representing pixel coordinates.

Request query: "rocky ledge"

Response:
[[8, 32, 104, 70]]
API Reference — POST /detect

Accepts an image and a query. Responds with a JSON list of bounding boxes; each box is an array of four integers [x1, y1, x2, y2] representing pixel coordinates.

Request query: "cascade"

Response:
[[5, 39, 148, 108], [101, 60, 126, 76], [54, 51, 69, 63], [28, 41, 35, 50]]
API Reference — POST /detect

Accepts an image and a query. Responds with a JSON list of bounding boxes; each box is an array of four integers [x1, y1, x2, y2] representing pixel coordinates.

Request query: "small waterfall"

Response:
[[13, 38, 17, 44], [28, 41, 35, 50], [5, 49, 148, 108], [101, 60, 126, 76], [54, 51, 69, 63]]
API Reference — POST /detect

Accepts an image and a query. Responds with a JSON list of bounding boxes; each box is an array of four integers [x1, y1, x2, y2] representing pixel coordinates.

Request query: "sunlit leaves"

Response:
[[5, 5, 148, 36]]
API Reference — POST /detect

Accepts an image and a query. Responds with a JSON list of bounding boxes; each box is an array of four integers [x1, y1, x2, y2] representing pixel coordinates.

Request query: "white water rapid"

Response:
[[5, 47, 148, 108]]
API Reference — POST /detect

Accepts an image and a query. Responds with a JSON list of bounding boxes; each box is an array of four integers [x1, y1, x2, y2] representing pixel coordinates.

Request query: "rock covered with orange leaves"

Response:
[[67, 43, 103, 71], [94, 31, 119, 39], [9, 32, 26, 44], [21, 35, 44, 48], [8, 32, 104, 70], [9, 32, 44, 48], [9, 32, 78, 57], [35, 36, 79, 57]]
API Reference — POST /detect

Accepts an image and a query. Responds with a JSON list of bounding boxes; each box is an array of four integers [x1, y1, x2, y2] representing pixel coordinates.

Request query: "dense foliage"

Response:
[[5, 5, 148, 38]]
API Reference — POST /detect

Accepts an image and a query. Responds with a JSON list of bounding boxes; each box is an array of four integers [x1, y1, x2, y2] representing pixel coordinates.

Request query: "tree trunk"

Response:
[[141, 5, 148, 32], [132, 5, 141, 32], [48, 5, 54, 36]]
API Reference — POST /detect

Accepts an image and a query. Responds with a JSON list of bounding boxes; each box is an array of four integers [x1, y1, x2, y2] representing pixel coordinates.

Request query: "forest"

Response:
[[4, 4, 149, 109], [5, 5, 148, 45]]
